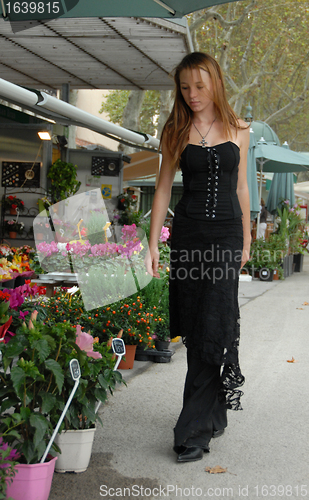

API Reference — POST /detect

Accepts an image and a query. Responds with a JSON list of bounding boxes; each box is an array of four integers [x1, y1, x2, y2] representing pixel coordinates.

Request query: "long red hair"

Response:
[[161, 52, 242, 168]]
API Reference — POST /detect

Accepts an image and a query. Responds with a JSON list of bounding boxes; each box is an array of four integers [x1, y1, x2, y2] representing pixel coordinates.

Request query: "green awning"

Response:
[[266, 173, 295, 215], [0, 0, 241, 21], [255, 143, 309, 173]]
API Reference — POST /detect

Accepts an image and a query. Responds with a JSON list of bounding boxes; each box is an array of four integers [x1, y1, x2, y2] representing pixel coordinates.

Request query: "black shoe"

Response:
[[212, 429, 225, 438], [177, 447, 203, 463]]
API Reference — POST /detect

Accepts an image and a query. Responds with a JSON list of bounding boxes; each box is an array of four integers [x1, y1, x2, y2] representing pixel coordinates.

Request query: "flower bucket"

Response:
[[9, 231, 17, 239], [6, 456, 57, 500], [273, 269, 279, 280], [10, 208, 17, 215], [118, 344, 137, 369], [54, 427, 96, 473]]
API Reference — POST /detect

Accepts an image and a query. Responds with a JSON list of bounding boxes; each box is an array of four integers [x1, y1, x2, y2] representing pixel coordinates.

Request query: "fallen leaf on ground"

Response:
[[296, 307, 304, 310], [287, 357, 296, 363], [302, 302, 309, 306], [205, 465, 227, 474]]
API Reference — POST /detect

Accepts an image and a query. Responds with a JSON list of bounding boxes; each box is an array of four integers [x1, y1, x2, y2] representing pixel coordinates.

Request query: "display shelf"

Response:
[[1, 186, 48, 244]]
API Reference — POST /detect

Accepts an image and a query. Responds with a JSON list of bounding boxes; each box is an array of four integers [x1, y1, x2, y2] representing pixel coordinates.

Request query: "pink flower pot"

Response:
[[6, 456, 57, 500]]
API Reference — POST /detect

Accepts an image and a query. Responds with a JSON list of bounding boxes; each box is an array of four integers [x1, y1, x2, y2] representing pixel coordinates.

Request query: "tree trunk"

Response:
[[118, 90, 145, 155], [157, 90, 173, 141]]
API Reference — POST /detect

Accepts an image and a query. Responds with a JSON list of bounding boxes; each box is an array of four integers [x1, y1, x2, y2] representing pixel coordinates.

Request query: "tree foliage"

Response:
[[100, 89, 161, 136], [190, 0, 309, 150], [100, 0, 309, 153]]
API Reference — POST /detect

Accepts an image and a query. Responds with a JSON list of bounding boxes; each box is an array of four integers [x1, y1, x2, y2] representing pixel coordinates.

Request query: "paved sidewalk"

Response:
[[50, 255, 309, 500]]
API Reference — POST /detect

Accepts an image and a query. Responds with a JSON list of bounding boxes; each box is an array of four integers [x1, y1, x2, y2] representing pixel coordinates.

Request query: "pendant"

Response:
[[199, 138, 208, 148]]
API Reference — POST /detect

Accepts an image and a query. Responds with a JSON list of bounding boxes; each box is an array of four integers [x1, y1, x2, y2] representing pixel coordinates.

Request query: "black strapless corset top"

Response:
[[175, 141, 243, 221]]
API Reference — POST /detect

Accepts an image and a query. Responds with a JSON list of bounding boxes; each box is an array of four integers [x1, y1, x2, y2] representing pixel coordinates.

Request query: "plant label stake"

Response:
[[41, 359, 81, 463], [94, 338, 125, 414]]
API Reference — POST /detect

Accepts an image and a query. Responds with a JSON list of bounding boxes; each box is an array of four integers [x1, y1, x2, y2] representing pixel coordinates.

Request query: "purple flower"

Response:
[[0, 437, 20, 467]]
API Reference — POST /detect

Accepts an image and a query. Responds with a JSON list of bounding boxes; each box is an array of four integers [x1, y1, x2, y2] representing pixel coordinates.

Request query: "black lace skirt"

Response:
[[169, 212, 245, 410]]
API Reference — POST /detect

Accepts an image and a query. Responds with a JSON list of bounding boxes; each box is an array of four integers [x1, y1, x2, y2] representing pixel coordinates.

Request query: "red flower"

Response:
[[121, 198, 125, 203], [11, 204, 17, 209], [132, 195, 137, 200], [8, 196, 15, 200]]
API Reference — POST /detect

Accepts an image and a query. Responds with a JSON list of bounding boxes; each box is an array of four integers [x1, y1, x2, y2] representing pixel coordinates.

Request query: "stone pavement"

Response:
[[50, 255, 309, 500]]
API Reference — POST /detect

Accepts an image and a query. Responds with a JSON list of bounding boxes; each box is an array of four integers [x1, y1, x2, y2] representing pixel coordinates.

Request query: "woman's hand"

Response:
[[145, 246, 160, 278], [241, 237, 251, 269]]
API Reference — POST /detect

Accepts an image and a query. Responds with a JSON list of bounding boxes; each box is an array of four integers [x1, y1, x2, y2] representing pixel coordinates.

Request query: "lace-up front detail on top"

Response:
[[176, 141, 243, 221]]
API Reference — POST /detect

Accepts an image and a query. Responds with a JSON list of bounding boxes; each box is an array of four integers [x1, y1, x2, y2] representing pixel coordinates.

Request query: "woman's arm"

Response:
[[145, 135, 177, 277], [236, 124, 251, 268]]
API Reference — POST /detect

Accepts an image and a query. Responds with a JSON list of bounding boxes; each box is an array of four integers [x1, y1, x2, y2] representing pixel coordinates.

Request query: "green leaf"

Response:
[[4, 341, 26, 359], [98, 374, 108, 390], [10, 366, 26, 394], [94, 387, 107, 403], [39, 392, 56, 414], [82, 404, 96, 424], [29, 413, 49, 449], [21, 441, 37, 464], [0, 395, 19, 413], [20, 406, 31, 422], [30, 338, 50, 362], [44, 359, 64, 392], [10, 412, 22, 423], [6, 429, 21, 440]]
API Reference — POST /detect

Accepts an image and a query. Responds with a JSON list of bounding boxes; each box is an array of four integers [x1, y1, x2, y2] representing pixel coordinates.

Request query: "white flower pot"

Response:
[[54, 427, 96, 473]]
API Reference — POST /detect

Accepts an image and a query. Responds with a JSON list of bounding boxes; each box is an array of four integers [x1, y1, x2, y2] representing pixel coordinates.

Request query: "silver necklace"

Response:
[[192, 118, 217, 148]]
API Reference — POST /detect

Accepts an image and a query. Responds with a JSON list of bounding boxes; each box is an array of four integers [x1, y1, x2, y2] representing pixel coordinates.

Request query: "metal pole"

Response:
[[257, 159, 264, 238]]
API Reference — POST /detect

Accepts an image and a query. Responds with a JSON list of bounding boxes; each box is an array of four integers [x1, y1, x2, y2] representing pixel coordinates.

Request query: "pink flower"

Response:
[[159, 226, 170, 243], [19, 310, 29, 320], [121, 224, 137, 242], [75, 325, 102, 359], [30, 310, 38, 321]]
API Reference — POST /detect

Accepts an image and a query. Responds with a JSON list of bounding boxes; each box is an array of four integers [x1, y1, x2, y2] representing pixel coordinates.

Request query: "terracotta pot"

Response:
[[273, 269, 279, 280], [10, 208, 17, 215], [9, 231, 17, 239], [118, 344, 137, 369]]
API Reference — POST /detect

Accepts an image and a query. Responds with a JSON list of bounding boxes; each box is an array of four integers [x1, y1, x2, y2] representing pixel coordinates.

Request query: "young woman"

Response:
[[146, 52, 251, 463]]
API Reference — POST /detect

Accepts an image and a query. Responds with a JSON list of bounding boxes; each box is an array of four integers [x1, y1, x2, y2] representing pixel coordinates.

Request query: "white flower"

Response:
[[57, 242, 67, 252]]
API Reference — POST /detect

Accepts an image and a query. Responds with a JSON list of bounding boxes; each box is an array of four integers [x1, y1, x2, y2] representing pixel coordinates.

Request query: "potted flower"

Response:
[[0, 437, 20, 500], [4, 220, 24, 238], [2, 195, 25, 215], [116, 189, 142, 226], [152, 314, 170, 351], [0, 311, 124, 493]]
